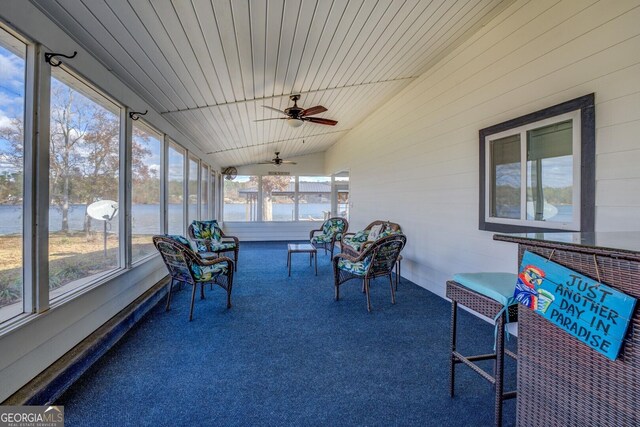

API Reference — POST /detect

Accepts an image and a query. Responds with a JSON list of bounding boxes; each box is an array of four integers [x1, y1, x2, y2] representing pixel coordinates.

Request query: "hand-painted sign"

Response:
[[514, 251, 637, 360]]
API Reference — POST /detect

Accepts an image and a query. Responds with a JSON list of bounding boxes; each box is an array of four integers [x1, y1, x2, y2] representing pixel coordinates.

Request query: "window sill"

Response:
[[0, 253, 162, 338], [480, 221, 580, 233]]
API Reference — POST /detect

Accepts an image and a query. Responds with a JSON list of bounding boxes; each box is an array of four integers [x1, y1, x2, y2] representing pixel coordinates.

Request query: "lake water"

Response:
[[0, 203, 572, 235], [0, 203, 330, 235]]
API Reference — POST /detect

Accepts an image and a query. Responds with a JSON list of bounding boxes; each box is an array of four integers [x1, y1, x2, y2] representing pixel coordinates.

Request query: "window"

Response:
[[131, 121, 162, 262], [49, 67, 121, 300], [479, 94, 595, 232], [187, 156, 198, 224], [200, 164, 209, 219], [334, 173, 350, 220], [0, 28, 26, 321], [210, 171, 216, 219], [262, 176, 295, 221], [298, 176, 331, 221], [167, 144, 185, 235], [223, 175, 257, 221]]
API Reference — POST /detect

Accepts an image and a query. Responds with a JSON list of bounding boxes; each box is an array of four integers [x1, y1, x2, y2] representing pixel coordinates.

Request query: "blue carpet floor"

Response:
[[57, 242, 516, 426]]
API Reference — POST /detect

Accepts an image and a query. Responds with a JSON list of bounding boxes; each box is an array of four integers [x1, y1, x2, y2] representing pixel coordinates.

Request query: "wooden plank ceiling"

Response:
[[32, 0, 511, 168]]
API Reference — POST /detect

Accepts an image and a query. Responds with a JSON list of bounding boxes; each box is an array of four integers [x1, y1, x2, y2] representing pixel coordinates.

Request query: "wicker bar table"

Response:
[[494, 232, 640, 427]]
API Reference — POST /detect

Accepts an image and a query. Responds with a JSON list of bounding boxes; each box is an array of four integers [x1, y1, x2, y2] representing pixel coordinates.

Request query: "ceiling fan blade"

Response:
[[262, 105, 287, 114], [301, 105, 327, 116], [303, 117, 338, 126], [254, 118, 286, 122], [281, 161, 297, 165], [257, 161, 275, 164]]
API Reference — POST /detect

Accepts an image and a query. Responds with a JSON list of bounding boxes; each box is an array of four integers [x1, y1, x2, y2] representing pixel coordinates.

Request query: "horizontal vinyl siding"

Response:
[[325, 0, 640, 297], [222, 221, 323, 242]]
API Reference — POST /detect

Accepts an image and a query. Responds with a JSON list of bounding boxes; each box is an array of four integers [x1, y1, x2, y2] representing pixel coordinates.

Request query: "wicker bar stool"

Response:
[[447, 273, 518, 427]]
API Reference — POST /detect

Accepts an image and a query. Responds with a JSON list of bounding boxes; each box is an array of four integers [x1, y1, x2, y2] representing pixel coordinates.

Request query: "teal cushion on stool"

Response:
[[452, 272, 518, 307]]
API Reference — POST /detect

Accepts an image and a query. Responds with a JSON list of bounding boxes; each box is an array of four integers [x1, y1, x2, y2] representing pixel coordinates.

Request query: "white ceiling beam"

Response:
[[160, 76, 416, 114]]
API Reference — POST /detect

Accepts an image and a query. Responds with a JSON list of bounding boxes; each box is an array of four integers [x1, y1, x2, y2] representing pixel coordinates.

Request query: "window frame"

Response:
[[187, 154, 200, 224], [479, 94, 595, 233], [166, 141, 186, 235], [200, 163, 209, 219], [47, 63, 125, 304], [0, 25, 30, 323], [130, 118, 164, 265]]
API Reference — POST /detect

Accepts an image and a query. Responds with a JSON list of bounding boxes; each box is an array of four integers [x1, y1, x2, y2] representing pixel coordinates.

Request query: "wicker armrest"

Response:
[[196, 255, 235, 270], [309, 228, 322, 239], [219, 232, 239, 246], [360, 241, 374, 251], [332, 251, 361, 263]]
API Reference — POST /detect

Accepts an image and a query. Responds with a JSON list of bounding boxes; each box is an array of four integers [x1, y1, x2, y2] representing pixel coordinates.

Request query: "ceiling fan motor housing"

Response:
[[285, 94, 303, 118]]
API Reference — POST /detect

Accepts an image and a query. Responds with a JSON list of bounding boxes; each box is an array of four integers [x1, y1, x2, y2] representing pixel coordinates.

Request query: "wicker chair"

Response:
[[310, 217, 349, 258], [153, 235, 234, 321], [340, 220, 403, 258], [333, 234, 406, 312], [187, 220, 239, 271]]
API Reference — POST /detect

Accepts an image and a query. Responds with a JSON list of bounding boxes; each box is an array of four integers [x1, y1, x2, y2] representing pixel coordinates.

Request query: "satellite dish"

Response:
[[87, 200, 118, 257], [87, 200, 118, 221]]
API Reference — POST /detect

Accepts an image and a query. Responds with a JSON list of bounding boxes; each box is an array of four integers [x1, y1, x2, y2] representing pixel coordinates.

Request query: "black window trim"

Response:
[[478, 93, 595, 233]]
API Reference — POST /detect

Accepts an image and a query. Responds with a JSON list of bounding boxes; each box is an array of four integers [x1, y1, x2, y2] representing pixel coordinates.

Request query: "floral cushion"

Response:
[[343, 240, 366, 252], [165, 235, 191, 247], [337, 256, 372, 276], [321, 219, 347, 241], [311, 234, 334, 244], [351, 230, 369, 242], [191, 220, 222, 243], [342, 230, 370, 251], [191, 241, 208, 252], [211, 242, 236, 251], [191, 262, 228, 282]]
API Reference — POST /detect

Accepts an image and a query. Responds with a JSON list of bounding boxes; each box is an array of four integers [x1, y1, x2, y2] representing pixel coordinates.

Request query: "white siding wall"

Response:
[[222, 221, 322, 242], [325, 0, 640, 298]]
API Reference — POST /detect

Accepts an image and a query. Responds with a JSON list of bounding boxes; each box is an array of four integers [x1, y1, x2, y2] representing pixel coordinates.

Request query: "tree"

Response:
[[49, 82, 91, 233], [252, 176, 292, 221], [0, 80, 151, 235]]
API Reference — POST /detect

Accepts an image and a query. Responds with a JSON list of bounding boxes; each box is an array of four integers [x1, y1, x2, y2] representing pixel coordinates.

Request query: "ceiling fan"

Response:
[[222, 166, 237, 180], [255, 95, 338, 127], [257, 152, 297, 167]]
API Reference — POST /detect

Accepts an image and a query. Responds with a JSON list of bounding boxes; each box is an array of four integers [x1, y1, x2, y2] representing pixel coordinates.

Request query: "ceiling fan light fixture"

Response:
[[286, 118, 303, 128]]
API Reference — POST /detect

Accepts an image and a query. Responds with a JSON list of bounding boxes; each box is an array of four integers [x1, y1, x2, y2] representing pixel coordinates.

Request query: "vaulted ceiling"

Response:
[[32, 0, 511, 168]]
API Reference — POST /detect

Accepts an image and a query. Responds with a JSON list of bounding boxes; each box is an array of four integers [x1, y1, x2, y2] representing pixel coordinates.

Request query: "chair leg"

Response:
[[189, 283, 197, 321], [335, 283, 340, 301], [494, 314, 506, 427], [389, 274, 396, 304], [234, 249, 238, 271], [365, 278, 372, 312], [200, 282, 205, 300], [449, 300, 458, 398], [226, 285, 232, 309], [165, 279, 175, 311]]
